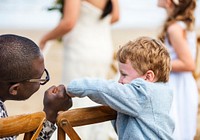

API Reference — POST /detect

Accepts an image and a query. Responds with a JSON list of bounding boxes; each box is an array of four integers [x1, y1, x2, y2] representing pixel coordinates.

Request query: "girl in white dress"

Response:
[[40, 0, 119, 139], [157, 0, 198, 140]]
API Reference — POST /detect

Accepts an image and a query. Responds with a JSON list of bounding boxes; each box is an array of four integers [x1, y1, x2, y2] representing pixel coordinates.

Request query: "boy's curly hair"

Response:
[[117, 36, 171, 82]]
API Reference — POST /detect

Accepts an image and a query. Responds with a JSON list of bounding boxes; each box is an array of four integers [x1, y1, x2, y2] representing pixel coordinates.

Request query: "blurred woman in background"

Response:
[[40, 0, 119, 139]]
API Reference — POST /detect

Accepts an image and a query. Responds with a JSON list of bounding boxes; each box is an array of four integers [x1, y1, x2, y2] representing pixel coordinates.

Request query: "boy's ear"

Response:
[[144, 70, 155, 82], [9, 83, 20, 95]]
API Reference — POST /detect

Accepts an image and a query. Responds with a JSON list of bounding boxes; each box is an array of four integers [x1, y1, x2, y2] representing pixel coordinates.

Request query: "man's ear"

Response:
[[144, 70, 155, 82], [9, 83, 20, 95]]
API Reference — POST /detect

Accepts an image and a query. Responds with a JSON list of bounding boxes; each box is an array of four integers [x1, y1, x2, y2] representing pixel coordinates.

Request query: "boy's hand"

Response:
[[43, 85, 72, 124]]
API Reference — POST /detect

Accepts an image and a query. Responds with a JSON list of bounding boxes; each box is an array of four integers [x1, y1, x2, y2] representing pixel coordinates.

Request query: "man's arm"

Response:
[[38, 85, 72, 140]]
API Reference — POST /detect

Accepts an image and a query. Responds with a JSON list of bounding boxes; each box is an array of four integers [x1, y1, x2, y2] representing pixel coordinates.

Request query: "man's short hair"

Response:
[[0, 34, 41, 82]]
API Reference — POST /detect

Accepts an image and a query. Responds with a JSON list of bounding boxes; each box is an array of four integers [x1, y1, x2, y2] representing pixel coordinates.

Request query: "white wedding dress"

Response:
[[61, 1, 117, 140]]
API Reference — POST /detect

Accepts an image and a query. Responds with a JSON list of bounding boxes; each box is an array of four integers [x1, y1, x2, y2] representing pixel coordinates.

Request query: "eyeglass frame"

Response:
[[26, 68, 50, 85], [0, 68, 50, 85]]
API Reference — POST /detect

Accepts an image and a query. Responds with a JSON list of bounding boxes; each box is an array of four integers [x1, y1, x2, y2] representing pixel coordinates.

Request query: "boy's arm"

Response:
[[67, 78, 148, 116]]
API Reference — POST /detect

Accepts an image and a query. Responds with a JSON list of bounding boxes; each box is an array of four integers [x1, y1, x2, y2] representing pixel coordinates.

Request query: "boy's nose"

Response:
[[118, 78, 123, 84]]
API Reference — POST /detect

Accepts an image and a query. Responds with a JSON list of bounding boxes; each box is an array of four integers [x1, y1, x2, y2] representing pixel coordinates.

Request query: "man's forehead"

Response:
[[31, 55, 45, 74]]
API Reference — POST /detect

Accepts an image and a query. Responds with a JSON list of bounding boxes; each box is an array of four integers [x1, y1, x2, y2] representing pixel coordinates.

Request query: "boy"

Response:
[[66, 36, 174, 140]]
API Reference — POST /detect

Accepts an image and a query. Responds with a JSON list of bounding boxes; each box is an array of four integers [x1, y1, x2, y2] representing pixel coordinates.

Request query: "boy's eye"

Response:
[[121, 73, 127, 77]]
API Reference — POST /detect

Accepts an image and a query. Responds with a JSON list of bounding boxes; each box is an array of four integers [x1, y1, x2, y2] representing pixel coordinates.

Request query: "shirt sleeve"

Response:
[[0, 101, 16, 140], [0, 137, 17, 140], [36, 120, 56, 140], [67, 78, 149, 116]]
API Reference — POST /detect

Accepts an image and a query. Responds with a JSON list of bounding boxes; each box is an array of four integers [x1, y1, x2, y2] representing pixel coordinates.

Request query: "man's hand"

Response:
[[43, 85, 72, 124]]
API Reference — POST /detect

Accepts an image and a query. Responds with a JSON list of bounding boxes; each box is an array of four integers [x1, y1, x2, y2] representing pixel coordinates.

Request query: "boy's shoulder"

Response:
[[131, 78, 168, 86], [130, 78, 171, 94]]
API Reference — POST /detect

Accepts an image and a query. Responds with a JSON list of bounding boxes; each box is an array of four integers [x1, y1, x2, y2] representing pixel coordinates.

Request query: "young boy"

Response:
[[66, 36, 175, 140]]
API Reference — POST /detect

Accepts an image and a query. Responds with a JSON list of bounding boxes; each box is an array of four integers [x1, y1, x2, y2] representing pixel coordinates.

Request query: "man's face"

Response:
[[16, 55, 46, 100], [118, 60, 143, 84]]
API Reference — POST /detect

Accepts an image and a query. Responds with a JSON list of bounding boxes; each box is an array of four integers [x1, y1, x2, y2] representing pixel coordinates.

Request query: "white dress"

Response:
[[62, 1, 117, 140], [165, 21, 198, 140]]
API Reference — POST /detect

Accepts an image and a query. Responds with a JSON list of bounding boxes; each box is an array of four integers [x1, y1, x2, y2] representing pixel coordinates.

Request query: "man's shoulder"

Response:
[[0, 100, 8, 118]]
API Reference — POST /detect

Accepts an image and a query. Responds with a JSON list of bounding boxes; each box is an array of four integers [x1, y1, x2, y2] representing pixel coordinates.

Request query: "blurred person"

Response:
[[157, 0, 198, 139], [66, 36, 175, 140], [0, 34, 72, 140], [40, 0, 119, 83], [40, 0, 119, 139]]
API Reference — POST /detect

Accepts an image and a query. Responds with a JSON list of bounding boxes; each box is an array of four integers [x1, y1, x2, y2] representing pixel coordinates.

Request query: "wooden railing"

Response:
[[56, 105, 117, 140], [0, 111, 45, 140]]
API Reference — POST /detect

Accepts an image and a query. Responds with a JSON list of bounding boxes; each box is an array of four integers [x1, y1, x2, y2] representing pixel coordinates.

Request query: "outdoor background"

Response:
[[0, 0, 200, 139]]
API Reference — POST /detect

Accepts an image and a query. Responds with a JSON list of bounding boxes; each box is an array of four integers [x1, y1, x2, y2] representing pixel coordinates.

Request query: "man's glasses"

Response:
[[0, 68, 50, 85], [27, 69, 50, 85]]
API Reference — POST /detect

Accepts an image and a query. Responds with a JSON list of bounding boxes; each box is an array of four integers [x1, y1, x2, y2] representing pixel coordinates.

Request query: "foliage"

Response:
[[47, 0, 63, 15], [47, 0, 64, 42]]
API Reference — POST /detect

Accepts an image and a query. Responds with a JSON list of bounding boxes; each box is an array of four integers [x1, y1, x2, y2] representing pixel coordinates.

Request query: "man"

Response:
[[0, 34, 72, 139]]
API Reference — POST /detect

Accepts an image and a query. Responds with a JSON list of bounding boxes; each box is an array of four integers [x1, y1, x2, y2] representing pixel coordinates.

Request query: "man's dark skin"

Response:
[[0, 34, 72, 139]]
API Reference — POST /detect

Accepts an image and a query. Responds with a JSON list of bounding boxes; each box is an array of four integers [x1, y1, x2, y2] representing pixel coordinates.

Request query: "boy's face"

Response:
[[118, 60, 143, 84]]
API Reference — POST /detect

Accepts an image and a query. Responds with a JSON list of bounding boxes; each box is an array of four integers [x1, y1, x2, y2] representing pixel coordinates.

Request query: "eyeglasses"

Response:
[[27, 69, 50, 85], [0, 68, 50, 85]]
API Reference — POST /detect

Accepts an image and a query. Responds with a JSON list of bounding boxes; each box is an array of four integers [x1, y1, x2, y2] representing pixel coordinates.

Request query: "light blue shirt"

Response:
[[67, 78, 175, 140]]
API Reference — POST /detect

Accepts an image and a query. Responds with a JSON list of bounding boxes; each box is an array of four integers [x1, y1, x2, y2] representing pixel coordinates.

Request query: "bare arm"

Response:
[[110, 0, 120, 24], [39, 0, 81, 50], [168, 23, 195, 72]]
